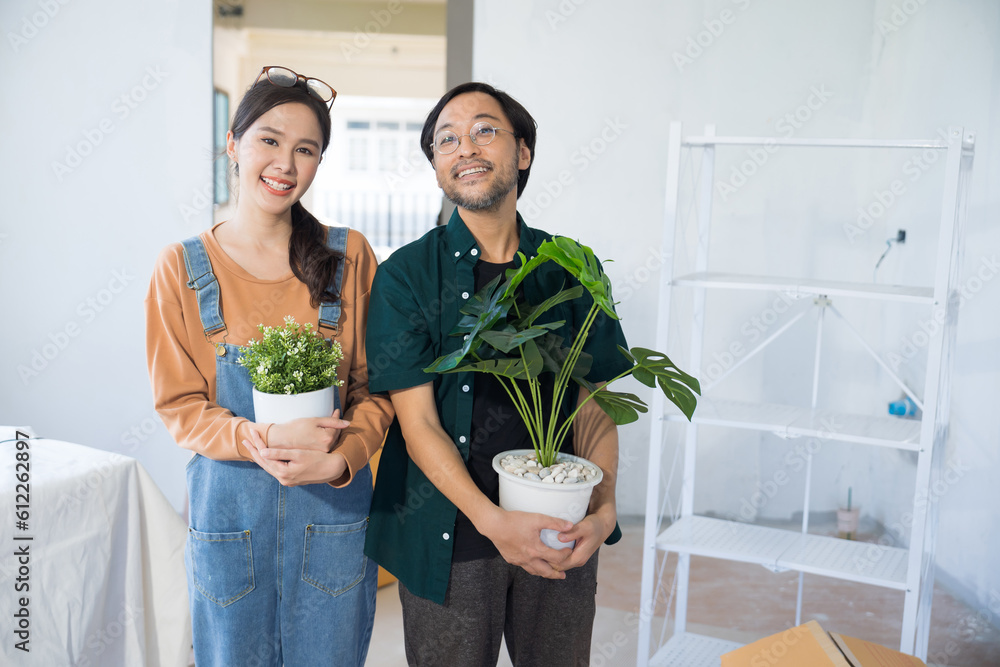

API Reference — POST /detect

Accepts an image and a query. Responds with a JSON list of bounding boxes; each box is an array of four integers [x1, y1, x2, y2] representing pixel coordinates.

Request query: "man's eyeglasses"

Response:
[[254, 66, 337, 107], [431, 122, 515, 155]]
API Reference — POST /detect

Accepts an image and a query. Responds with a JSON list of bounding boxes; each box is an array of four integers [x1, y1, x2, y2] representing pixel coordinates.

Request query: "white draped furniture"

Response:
[[1, 426, 190, 666]]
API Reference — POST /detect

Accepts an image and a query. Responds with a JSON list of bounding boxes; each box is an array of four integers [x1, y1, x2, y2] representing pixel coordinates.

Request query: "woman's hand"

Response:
[[243, 427, 348, 486], [265, 409, 350, 452]]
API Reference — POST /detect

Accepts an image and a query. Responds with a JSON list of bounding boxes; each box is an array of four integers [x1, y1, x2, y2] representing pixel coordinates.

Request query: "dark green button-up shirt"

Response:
[[363, 209, 630, 604]]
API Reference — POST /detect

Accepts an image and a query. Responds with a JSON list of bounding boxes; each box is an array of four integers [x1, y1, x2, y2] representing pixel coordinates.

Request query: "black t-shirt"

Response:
[[451, 259, 576, 562]]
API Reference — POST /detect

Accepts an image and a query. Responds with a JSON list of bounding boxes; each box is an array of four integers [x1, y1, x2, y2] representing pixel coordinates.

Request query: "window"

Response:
[[212, 89, 229, 205], [313, 102, 442, 255]]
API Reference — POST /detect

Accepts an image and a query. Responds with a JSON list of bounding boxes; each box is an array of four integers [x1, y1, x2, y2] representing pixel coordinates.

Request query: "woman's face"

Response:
[[227, 101, 324, 219]]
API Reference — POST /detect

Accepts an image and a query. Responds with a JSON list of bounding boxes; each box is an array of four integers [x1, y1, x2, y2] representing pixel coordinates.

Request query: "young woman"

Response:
[[145, 66, 392, 666]]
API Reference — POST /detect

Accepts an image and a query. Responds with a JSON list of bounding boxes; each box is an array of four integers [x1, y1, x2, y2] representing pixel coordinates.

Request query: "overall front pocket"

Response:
[[188, 528, 255, 606], [301, 519, 369, 597]]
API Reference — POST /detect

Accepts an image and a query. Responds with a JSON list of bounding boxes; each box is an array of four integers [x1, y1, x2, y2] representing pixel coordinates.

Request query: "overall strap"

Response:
[[180, 236, 228, 343], [318, 226, 349, 332]]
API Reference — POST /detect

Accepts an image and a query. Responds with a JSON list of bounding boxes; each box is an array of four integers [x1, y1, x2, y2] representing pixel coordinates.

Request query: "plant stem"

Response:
[[551, 364, 635, 452], [518, 344, 544, 447], [493, 374, 539, 453], [546, 304, 601, 458]]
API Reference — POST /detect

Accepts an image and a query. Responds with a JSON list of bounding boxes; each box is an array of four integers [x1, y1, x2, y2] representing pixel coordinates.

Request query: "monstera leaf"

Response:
[[512, 284, 584, 329], [620, 346, 701, 421], [424, 236, 700, 469], [577, 379, 649, 425]]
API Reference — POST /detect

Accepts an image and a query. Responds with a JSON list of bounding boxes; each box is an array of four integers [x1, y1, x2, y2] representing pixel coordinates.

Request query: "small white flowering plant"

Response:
[[237, 316, 343, 395]]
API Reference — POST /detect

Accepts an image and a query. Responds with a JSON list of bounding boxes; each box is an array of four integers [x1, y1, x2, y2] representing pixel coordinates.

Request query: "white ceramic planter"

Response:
[[491, 449, 603, 550], [252, 386, 335, 424]]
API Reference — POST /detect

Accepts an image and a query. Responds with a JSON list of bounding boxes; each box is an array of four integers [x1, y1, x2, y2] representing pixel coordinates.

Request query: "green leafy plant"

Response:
[[424, 237, 700, 468], [238, 316, 343, 395]]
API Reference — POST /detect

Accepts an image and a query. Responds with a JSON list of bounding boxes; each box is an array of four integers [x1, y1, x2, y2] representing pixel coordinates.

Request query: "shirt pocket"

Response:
[[188, 528, 255, 607], [301, 518, 369, 597]]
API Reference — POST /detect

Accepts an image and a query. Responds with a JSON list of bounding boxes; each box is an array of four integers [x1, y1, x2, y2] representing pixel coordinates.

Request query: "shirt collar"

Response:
[[444, 208, 538, 264]]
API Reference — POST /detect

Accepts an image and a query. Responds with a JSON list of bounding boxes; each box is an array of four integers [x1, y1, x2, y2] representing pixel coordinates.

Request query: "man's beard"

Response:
[[442, 151, 520, 212]]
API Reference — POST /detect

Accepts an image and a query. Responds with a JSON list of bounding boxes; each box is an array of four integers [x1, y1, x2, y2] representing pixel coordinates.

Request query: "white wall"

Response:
[[0, 1, 447, 515], [0, 0, 212, 510], [212, 26, 446, 225], [472, 0, 1000, 613]]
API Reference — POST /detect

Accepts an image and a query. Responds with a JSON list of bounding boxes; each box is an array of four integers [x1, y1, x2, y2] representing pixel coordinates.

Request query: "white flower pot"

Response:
[[252, 386, 335, 424], [491, 449, 604, 550]]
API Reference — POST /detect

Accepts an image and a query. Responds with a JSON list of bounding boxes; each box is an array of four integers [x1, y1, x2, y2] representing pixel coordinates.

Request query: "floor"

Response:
[[366, 517, 1000, 666]]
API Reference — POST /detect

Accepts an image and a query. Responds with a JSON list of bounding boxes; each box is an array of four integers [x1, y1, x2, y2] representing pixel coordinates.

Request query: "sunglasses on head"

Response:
[[254, 66, 336, 107]]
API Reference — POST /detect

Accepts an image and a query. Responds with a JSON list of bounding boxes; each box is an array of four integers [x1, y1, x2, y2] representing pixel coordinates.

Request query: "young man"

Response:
[[364, 82, 631, 666]]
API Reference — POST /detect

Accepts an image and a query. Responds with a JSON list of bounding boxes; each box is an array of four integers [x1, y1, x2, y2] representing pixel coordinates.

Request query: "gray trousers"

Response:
[[398, 551, 600, 667]]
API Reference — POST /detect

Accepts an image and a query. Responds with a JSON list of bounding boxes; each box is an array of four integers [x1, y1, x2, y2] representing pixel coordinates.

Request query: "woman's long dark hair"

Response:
[[229, 75, 341, 308]]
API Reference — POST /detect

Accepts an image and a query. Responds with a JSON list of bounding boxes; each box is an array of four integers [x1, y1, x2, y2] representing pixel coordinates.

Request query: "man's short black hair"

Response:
[[420, 82, 537, 198]]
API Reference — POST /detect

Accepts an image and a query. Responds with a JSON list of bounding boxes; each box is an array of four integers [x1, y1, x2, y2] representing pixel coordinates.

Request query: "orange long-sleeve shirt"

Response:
[[145, 223, 393, 487]]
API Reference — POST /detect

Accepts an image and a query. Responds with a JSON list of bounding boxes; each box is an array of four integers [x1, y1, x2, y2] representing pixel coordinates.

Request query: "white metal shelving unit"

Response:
[[636, 124, 975, 666]]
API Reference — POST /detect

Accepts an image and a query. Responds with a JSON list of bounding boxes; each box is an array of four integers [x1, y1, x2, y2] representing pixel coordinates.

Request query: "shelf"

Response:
[[682, 135, 949, 149], [649, 632, 742, 667], [640, 123, 969, 665], [664, 398, 922, 451], [672, 272, 935, 304], [657, 516, 908, 590]]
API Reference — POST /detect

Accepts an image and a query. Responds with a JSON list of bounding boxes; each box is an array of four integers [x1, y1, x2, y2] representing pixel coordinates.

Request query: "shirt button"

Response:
[[464, 334, 469, 341], [462, 291, 470, 299], [471, 249, 479, 256], [442, 533, 450, 540], [454, 251, 460, 258], [462, 384, 470, 392], [459, 436, 467, 443]]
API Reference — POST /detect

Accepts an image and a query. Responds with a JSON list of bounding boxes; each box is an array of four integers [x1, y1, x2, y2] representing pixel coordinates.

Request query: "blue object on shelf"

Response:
[[889, 396, 919, 417]]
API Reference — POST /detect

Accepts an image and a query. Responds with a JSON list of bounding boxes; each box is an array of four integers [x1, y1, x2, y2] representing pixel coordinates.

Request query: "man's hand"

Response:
[[265, 409, 350, 452], [243, 427, 348, 486], [553, 506, 616, 571], [479, 506, 575, 579]]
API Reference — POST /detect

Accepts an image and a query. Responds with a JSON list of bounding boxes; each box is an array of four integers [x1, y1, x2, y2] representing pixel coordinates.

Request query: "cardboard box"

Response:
[[721, 620, 927, 666]]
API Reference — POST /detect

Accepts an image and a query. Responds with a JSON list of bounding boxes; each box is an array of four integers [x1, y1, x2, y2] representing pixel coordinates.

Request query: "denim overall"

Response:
[[180, 228, 377, 667]]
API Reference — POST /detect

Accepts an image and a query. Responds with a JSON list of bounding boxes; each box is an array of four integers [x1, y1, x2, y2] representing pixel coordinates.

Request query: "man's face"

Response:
[[430, 92, 531, 213]]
